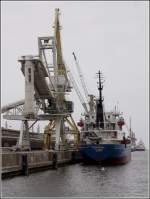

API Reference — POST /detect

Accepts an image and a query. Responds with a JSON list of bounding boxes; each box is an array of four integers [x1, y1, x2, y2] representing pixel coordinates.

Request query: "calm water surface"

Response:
[[2, 151, 149, 198]]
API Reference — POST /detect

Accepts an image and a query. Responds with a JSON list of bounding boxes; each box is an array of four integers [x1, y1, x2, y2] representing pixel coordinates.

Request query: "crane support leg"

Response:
[[16, 120, 31, 151], [24, 56, 35, 117], [43, 120, 55, 150], [65, 116, 79, 144], [55, 117, 63, 150]]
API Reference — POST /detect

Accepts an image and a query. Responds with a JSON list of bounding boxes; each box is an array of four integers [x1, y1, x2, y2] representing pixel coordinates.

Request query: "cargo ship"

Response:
[[78, 70, 131, 165], [135, 140, 146, 151]]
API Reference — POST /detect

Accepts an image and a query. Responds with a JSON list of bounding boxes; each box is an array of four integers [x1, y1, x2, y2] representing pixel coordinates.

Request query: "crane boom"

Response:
[[65, 63, 88, 114], [1, 99, 25, 113], [72, 52, 89, 102], [54, 8, 66, 76]]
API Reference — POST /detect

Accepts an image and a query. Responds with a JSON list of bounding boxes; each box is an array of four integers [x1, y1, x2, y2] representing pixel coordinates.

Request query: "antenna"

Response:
[[96, 70, 104, 103], [129, 116, 132, 132], [96, 69, 105, 128]]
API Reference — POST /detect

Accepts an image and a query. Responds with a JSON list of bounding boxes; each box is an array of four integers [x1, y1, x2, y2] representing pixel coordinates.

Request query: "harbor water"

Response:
[[2, 151, 149, 198]]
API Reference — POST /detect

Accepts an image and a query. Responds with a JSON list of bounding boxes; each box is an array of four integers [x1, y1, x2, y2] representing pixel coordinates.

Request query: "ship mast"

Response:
[[96, 70, 104, 129]]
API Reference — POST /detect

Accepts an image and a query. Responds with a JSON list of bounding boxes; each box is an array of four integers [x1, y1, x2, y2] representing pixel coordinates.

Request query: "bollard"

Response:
[[22, 154, 29, 176], [71, 151, 76, 163], [52, 152, 57, 169]]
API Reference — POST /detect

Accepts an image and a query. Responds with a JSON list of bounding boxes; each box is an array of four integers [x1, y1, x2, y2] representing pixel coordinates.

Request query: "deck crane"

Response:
[[72, 52, 97, 128], [67, 53, 96, 128], [72, 52, 89, 103], [66, 63, 88, 114]]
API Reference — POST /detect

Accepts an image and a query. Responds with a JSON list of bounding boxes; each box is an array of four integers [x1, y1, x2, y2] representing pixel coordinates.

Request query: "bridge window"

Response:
[[28, 68, 31, 73], [28, 75, 31, 82], [28, 68, 31, 82]]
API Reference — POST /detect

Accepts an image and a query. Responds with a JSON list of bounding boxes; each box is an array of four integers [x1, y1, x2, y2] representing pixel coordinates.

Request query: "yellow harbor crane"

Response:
[[43, 9, 79, 150]]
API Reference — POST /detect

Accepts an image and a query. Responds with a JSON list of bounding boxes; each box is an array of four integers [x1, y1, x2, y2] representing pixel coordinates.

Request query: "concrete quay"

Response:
[[2, 149, 82, 179]]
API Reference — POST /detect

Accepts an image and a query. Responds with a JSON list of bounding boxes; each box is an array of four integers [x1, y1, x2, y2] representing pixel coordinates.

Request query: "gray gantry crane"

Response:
[[2, 9, 79, 151]]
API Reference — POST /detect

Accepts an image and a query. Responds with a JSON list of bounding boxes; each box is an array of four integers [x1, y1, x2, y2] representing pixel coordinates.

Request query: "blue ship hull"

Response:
[[79, 144, 131, 165]]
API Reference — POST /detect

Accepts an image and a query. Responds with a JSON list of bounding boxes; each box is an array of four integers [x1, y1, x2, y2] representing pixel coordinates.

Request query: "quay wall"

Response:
[[2, 150, 82, 178]]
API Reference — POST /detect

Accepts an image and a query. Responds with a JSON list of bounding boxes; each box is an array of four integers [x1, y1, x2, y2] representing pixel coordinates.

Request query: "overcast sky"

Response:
[[1, 1, 149, 147]]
